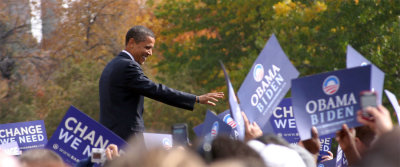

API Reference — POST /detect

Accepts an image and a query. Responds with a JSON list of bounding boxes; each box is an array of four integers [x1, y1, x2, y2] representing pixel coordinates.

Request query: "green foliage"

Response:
[[0, 85, 39, 124], [1, 0, 399, 141], [42, 59, 103, 137], [154, 0, 400, 129]]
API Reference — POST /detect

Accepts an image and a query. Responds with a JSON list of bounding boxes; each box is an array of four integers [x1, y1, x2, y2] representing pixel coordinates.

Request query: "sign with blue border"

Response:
[[201, 110, 233, 139], [220, 61, 245, 141], [268, 98, 300, 143], [292, 65, 377, 140], [237, 34, 299, 128], [346, 45, 385, 104], [45, 106, 127, 166], [0, 120, 47, 152]]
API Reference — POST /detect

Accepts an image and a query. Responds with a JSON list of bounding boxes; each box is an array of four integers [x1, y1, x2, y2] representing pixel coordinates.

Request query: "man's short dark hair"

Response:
[[210, 136, 264, 166], [125, 26, 155, 45]]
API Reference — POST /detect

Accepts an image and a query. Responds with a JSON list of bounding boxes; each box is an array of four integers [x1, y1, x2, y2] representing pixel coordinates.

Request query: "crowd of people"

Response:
[[0, 104, 398, 167], [0, 26, 397, 167]]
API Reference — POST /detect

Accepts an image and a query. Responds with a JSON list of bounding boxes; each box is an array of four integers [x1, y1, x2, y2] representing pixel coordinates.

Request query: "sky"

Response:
[[29, 0, 42, 43]]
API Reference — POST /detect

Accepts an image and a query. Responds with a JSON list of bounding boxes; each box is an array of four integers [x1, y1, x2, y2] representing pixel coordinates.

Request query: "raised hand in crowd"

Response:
[[241, 112, 263, 142], [320, 151, 333, 163], [357, 105, 393, 137], [298, 126, 320, 162], [336, 124, 361, 165], [105, 144, 120, 161], [197, 92, 224, 106], [299, 127, 320, 154]]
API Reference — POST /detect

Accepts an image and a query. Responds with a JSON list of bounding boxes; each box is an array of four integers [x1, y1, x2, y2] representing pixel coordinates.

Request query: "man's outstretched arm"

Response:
[[197, 92, 224, 106]]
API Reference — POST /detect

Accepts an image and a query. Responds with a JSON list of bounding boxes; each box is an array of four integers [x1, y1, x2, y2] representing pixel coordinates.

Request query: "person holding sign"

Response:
[[357, 105, 393, 137], [99, 26, 224, 140]]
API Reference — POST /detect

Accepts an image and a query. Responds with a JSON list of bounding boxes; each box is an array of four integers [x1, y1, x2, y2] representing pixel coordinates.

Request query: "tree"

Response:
[[0, 0, 166, 138], [38, 0, 166, 136], [0, 0, 43, 124], [154, 0, 400, 134]]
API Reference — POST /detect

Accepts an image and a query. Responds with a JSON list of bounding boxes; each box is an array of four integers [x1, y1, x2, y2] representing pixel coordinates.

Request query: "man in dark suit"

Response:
[[99, 26, 224, 141]]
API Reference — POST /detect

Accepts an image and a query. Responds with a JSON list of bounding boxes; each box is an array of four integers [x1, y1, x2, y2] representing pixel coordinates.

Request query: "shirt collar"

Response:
[[122, 50, 135, 61]]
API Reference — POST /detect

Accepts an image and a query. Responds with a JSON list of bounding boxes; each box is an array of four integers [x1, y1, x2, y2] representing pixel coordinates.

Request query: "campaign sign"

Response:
[[201, 110, 233, 139], [385, 90, 400, 123], [268, 98, 300, 143], [346, 45, 372, 67], [261, 121, 275, 135], [0, 141, 21, 155], [0, 120, 47, 151], [318, 160, 336, 167], [237, 34, 299, 128], [193, 123, 204, 137], [193, 110, 239, 139], [217, 109, 239, 139], [292, 65, 378, 140], [143, 133, 172, 149], [336, 146, 348, 167], [220, 61, 245, 141], [45, 106, 127, 166], [318, 138, 332, 162], [346, 45, 385, 104]]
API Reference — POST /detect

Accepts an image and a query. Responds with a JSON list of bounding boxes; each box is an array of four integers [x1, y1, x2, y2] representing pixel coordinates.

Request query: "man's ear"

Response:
[[127, 38, 136, 47]]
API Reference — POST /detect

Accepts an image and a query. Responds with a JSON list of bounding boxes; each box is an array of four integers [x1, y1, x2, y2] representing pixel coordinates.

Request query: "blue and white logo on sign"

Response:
[[223, 114, 237, 128], [253, 64, 264, 82], [162, 138, 172, 147], [211, 121, 219, 137], [322, 76, 340, 95]]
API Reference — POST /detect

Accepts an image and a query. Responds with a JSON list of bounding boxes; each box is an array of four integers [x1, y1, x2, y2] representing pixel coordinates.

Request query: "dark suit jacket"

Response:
[[99, 51, 196, 140]]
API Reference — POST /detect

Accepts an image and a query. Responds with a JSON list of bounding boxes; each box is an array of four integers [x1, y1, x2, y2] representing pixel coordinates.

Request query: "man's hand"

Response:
[[320, 151, 334, 163], [335, 124, 360, 165], [105, 144, 120, 161], [298, 127, 320, 163], [198, 92, 224, 106], [335, 124, 357, 153], [242, 112, 263, 141], [299, 126, 320, 155], [357, 105, 393, 136]]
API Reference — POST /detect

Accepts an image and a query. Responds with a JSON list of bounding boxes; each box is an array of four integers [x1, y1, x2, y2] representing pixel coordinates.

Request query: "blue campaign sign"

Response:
[[193, 123, 204, 137], [217, 109, 240, 139], [220, 61, 245, 141], [0, 120, 47, 152], [336, 146, 348, 167], [346, 45, 372, 67], [260, 118, 275, 135], [318, 159, 336, 167], [292, 65, 377, 140], [201, 110, 233, 139], [268, 98, 300, 144], [346, 45, 385, 104], [318, 138, 332, 162], [193, 110, 239, 139], [237, 34, 299, 128], [45, 106, 127, 166], [143, 133, 172, 149]]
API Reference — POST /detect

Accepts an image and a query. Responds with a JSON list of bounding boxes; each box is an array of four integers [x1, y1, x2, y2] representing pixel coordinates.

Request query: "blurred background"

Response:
[[0, 0, 399, 139]]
